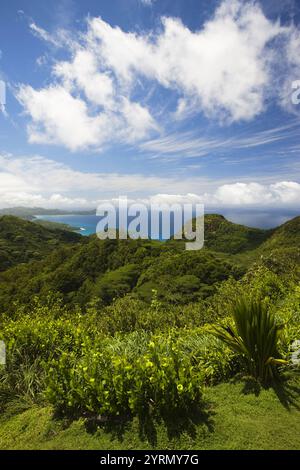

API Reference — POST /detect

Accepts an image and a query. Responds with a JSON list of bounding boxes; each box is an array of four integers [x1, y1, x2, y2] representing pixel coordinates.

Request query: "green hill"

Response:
[[0, 215, 83, 271], [259, 216, 300, 251], [0, 213, 299, 451], [0, 213, 299, 311], [201, 214, 269, 254], [0, 234, 243, 311], [201, 214, 300, 269], [0, 206, 94, 219]]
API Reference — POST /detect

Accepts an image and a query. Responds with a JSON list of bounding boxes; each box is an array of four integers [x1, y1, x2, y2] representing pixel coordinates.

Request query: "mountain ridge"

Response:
[[0, 215, 84, 271], [0, 213, 299, 312]]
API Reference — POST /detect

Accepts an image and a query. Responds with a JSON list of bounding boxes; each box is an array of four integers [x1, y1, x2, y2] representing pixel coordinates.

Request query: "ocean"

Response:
[[35, 214, 101, 236], [35, 209, 299, 238], [35, 212, 184, 239]]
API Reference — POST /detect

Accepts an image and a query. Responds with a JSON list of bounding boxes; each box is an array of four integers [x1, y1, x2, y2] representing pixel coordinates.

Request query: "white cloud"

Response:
[[141, 133, 226, 158], [87, 0, 283, 121], [211, 181, 300, 206], [30, 22, 60, 46], [120, 97, 157, 141], [29, 21, 73, 49], [0, 153, 212, 208], [54, 49, 115, 108], [129, 181, 300, 208], [0, 153, 299, 210], [17, 85, 113, 151], [213, 182, 274, 205], [140, 121, 300, 159], [287, 28, 300, 68], [18, 0, 299, 151], [270, 181, 300, 204], [17, 46, 157, 151], [101, 181, 300, 211], [140, 0, 154, 6]]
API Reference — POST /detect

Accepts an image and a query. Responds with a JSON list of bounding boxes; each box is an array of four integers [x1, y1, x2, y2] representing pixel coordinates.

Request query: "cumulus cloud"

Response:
[[16, 0, 299, 151], [17, 85, 113, 151], [87, 1, 283, 121], [210, 181, 300, 206], [18, 29, 158, 151], [136, 182, 300, 208], [122, 181, 300, 209], [54, 49, 115, 108]]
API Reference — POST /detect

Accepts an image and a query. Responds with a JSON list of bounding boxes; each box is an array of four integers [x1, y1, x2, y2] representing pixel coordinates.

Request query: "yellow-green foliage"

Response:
[[1, 250, 300, 420], [45, 333, 204, 417], [0, 299, 235, 418]]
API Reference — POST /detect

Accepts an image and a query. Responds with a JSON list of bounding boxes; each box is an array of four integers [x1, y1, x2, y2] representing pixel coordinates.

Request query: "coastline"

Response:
[[33, 215, 83, 234]]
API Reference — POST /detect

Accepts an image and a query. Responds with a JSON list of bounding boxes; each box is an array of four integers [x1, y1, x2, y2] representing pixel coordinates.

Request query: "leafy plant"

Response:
[[45, 332, 204, 418], [210, 297, 288, 383]]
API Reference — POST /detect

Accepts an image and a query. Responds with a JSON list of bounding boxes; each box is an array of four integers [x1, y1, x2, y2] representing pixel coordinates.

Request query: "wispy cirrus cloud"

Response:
[[140, 132, 228, 158], [140, 120, 300, 159], [29, 22, 62, 47]]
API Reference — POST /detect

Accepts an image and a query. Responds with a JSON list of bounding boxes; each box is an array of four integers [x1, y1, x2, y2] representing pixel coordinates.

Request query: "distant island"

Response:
[[0, 206, 96, 219], [0, 207, 96, 233]]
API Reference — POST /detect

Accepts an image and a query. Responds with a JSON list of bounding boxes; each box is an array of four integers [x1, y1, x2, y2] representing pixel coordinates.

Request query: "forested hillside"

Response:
[[0, 216, 83, 272], [0, 214, 299, 311], [0, 213, 299, 450]]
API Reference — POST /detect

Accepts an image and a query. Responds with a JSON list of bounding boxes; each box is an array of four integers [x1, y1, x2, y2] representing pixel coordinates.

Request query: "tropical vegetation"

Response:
[[0, 213, 299, 449]]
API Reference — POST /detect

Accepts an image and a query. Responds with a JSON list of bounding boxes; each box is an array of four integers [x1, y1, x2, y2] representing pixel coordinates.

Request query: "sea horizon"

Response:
[[35, 208, 300, 237]]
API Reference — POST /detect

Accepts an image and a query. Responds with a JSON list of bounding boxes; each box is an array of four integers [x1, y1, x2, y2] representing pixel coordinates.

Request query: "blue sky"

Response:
[[0, 0, 300, 224]]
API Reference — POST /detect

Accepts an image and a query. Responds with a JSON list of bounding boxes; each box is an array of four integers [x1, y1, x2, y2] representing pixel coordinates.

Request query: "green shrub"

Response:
[[274, 283, 300, 356], [210, 297, 288, 383], [45, 332, 204, 417], [177, 329, 237, 384]]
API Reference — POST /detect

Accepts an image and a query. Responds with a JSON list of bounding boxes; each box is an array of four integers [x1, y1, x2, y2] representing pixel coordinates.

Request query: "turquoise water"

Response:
[[35, 210, 299, 237], [35, 215, 100, 236], [35, 213, 182, 239], [35, 214, 178, 239]]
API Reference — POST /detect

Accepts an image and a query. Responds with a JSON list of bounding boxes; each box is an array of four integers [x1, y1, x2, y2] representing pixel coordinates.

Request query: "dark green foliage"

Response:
[[0, 229, 244, 311], [33, 219, 79, 232], [177, 214, 270, 254], [210, 297, 288, 383], [45, 333, 204, 417], [203, 214, 270, 254], [135, 250, 243, 304], [0, 211, 300, 443], [0, 216, 83, 271], [1, 259, 299, 423], [1, 213, 300, 312], [259, 216, 300, 251], [92, 264, 141, 304], [0, 297, 236, 418]]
